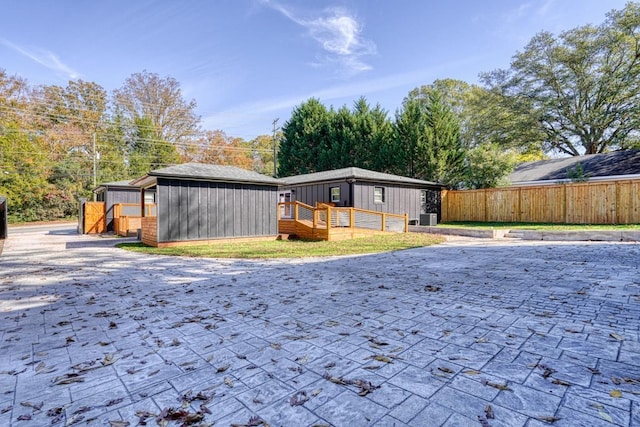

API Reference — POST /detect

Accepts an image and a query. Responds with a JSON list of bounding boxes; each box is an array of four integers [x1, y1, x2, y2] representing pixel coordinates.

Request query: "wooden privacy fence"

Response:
[[442, 179, 640, 224]]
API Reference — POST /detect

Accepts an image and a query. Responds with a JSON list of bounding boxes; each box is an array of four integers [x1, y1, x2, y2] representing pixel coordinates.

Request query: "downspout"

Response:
[[347, 178, 355, 207]]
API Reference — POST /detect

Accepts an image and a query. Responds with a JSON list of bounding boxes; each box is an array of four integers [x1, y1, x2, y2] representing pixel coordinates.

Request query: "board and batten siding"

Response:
[[157, 179, 278, 243], [292, 181, 351, 207], [287, 180, 441, 220], [353, 182, 440, 220]]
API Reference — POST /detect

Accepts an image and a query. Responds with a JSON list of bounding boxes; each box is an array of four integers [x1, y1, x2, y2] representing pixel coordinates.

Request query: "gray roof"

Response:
[[281, 167, 443, 187], [93, 180, 139, 192], [509, 150, 640, 183], [131, 163, 284, 187]]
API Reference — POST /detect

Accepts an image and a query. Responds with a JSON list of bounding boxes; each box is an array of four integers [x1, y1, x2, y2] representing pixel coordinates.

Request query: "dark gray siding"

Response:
[[353, 182, 440, 220], [288, 180, 441, 220], [290, 181, 351, 207], [102, 188, 140, 231], [157, 178, 278, 243]]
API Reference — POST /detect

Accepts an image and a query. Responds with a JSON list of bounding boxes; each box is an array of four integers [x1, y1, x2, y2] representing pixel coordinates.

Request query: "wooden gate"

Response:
[[83, 201, 106, 234]]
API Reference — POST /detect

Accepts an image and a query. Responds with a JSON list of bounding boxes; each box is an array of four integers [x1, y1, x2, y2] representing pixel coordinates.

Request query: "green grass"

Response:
[[438, 221, 640, 230], [117, 233, 445, 259]]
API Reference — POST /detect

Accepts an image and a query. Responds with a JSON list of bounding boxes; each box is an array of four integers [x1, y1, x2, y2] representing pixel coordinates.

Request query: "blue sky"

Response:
[[1, 0, 629, 140]]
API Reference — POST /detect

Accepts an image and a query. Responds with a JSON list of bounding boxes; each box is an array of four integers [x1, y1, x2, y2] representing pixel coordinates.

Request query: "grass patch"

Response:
[[438, 221, 640, 230], [117, 233, 445, 259]]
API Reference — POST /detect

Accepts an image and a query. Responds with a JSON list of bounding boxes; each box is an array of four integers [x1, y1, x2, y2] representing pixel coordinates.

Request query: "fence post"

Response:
[[381, 213, 386, 231], [0, 196, 7, 239], [294, 202, 299, 221], [350, 208, 355, 229], [78, 198, 86, 234], [326, 205, 332, 228], [404, 213, 409, 232]]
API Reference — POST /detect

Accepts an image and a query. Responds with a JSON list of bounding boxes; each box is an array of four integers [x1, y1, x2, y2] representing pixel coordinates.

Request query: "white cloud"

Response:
[[260, 0, 376, 75], [202, 58, 477, 137], [0, 38, 81, 80]]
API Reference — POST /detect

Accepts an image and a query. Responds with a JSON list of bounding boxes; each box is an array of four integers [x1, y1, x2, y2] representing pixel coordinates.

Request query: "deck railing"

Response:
[[278, 201, 408, 240], [113, 203, 157, 236]]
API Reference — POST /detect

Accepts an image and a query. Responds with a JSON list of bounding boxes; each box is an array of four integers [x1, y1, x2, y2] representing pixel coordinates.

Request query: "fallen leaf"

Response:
[[609, 333, 624, 341], [290, 391, 309, 406], [536, 416, 560, 423], [484, 405, 494, 419], [216, 364, 230, 373], [462, 369, 481, 375], [101, 354, 115, 366], [20, 401, 43, 410], [482, 379, 511, 391], [106, 398, 123, 406], [53, 373, 85, 385], [551, 379, 571, 387], [373, 355, 392, 364], [224, 377, 234, 387], [610, 389, 623, 398], [311, 388, 322, 397], [109, 421, 130, 427]]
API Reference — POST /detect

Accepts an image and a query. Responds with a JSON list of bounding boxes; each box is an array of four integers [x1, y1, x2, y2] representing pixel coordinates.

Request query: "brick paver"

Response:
[[1, 225, 639, 426]]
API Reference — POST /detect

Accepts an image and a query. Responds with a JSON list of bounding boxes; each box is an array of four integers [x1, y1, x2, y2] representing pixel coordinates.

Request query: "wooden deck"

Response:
[[278, 202, 408, 241]]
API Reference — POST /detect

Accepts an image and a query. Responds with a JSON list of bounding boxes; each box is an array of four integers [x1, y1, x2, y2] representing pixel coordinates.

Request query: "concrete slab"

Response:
[[0, 225, 639, 426]]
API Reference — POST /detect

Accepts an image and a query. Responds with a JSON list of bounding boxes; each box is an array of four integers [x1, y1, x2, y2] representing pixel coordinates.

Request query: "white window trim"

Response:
[[374, 186, 385, 203], [330, 186, 340, 203]]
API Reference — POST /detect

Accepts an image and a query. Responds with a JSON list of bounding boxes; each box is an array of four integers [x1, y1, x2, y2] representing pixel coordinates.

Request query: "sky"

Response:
[[0, 0, 630, 140]]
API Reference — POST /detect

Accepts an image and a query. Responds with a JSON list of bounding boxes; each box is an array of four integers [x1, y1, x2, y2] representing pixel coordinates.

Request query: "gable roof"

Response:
[[509, 150, 640, 184], [281, 167, 443, 188], [131, 163, 285, 187]]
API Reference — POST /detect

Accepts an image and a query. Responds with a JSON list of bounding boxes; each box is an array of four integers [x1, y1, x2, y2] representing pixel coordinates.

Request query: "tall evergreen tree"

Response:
[[278, 98, 330, 176]]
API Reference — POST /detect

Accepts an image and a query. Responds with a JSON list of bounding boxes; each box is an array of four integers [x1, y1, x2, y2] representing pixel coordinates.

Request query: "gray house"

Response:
[[94, 180, 155, 231], [279, 167, 443, 223], [131, 163, 284, 247], [509, 150, 640, 186]]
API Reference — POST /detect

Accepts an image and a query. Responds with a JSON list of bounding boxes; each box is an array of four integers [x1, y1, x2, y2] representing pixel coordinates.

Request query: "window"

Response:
[[330, 186, 340, 203], [374, 186, 385, 203], [420, 190, 428, 214]]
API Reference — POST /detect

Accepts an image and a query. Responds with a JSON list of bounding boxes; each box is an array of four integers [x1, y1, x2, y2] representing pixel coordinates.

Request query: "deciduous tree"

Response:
[[482, 2, 640, 155]]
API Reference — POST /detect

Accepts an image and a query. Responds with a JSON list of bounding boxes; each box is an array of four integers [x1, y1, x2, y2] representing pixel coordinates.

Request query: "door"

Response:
[[279, 191, 293, 218]]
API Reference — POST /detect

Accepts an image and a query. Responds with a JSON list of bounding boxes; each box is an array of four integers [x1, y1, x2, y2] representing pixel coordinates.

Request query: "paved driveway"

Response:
[[1, 225, 639, 426]]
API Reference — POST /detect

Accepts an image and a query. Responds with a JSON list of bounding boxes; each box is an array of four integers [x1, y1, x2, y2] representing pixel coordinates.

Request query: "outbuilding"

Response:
[[131, 163, 284, 247], [279, 167, 443, 224], [93, 180, 155, 232]]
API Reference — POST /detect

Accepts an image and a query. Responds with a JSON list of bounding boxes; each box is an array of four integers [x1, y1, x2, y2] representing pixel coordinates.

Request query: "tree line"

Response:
[[278, 3, 640, 184], [0, 70, 276, 222], [1, 2, 639, 222]]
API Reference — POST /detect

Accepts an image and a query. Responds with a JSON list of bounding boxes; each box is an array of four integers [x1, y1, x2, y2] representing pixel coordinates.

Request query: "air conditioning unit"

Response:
[[419, 213, 438, 226]]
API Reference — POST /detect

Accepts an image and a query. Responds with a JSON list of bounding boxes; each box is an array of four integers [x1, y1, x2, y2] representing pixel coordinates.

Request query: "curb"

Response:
[[409, 226, 639, 242]]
